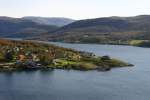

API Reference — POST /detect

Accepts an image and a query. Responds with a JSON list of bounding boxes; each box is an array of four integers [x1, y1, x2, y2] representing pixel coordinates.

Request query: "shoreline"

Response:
[[0, 39, 133, 72], [2, 38, 150, 48]]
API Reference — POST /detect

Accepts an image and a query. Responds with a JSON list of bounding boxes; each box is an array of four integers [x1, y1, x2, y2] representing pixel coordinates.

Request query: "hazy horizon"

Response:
[[0, 14, 150, 20], [0, 0, 150, 20]]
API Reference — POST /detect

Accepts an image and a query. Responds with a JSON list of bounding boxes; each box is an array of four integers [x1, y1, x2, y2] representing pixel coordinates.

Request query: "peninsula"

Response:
[[0, 39, 133, 71]]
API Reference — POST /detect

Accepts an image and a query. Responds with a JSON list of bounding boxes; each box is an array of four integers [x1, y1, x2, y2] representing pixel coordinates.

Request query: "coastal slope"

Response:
[[0, 39, 132, 71]]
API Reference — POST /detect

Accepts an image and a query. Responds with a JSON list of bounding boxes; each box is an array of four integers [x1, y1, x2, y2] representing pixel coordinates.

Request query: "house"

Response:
[[79, 51, 95, 57]]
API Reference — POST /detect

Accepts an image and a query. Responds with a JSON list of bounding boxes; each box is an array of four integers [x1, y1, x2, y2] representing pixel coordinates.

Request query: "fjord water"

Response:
[[0, 43, 150, 100]]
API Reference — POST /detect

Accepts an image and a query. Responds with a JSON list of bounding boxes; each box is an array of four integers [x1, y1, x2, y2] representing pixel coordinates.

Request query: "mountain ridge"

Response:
[[0, 16, 59, 38], [22, 16, 75, 26], [35, 15, 150, 42]]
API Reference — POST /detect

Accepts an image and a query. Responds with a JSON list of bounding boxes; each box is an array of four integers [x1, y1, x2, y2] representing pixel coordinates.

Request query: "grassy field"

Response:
[[128, 40, 149, 45]]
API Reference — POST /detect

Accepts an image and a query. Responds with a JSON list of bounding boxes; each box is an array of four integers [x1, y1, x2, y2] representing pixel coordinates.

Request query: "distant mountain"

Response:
[[23, 17, 75, 26], [36, 15, 150, 42], [0, 16, 58, 38], [2, 15, 150, 44]]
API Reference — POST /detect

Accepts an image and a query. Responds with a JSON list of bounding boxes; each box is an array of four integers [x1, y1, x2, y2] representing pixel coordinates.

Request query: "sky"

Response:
[[0, 0, 150, 19]]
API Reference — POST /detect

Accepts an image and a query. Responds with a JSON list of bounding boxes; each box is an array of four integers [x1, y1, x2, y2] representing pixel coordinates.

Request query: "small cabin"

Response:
[[79, 51, 95, 57]]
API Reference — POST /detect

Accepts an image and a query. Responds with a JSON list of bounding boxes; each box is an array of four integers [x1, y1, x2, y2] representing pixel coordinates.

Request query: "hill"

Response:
[[23, 16, 75, 26], [0, 16, 58, 38], [36, 15, 150, 44]]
